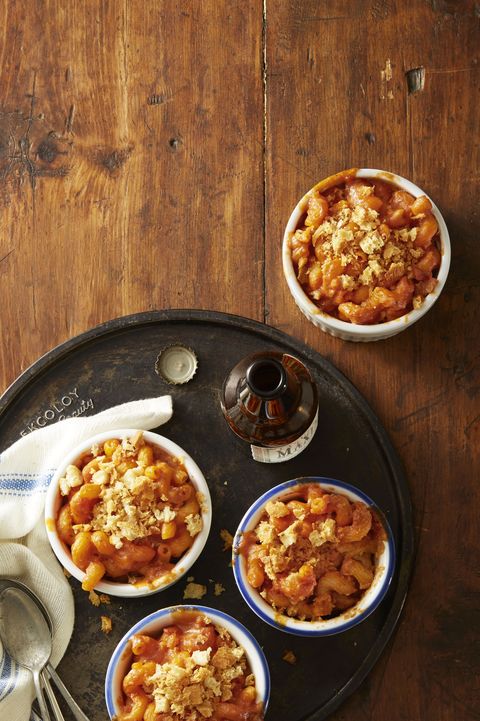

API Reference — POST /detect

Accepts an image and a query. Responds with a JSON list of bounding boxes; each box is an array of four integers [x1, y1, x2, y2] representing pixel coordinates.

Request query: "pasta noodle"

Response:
[[240, 484, 386, 621], [290, 170, 441, 324], [56, 432, 203, 591]]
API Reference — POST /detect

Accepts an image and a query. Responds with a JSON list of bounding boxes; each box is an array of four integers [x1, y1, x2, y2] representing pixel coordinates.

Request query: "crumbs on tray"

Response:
[[183, 576, 226, 599], [183, 577, 207, 600], [101, 615, 113, 634], [282, 650, 297, 665], [89, 591, 101, 607], [89, 590, 111, 607], [213, 582, 225, 596], [220, 528, 233, 551]]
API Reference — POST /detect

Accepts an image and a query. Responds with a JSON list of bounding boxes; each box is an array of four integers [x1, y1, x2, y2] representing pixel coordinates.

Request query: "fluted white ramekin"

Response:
[[283, 168, 451, 341]]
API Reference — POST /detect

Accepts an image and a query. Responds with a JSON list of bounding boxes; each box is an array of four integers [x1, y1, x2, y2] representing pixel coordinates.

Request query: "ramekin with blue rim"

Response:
[[233, 477, 395, 637], [105, 605, 270, 719]]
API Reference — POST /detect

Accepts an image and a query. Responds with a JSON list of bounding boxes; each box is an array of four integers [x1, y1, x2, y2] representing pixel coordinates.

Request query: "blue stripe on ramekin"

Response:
[[105, 605, 270, 719], [233, 477, 396, 637]]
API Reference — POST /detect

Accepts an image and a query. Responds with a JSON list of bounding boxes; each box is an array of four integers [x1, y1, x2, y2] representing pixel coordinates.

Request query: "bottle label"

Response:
[[250, 409, 319, 463]]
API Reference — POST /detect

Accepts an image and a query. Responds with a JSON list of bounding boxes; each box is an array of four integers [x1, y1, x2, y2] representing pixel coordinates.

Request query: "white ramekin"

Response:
[[282, 168, 451, 342], [233, 477, 395, 636], [45, 429, 212, 598], [105, 605, 270, 719]]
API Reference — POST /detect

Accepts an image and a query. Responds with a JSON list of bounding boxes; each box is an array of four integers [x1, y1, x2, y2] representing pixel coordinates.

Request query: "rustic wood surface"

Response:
[[0, 1, 478, 720]]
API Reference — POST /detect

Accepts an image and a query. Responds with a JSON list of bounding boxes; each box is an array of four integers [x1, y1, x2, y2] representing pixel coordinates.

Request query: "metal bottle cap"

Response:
[[155, 345, 198, 384]]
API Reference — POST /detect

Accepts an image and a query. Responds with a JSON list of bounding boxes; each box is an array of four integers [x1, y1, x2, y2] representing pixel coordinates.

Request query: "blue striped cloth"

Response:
[[0, 471, 54, 496], [0, 650, 16, 702], [0, 396, 172, 721]]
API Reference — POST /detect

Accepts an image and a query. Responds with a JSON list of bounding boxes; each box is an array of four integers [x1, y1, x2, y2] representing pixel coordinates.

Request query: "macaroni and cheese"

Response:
[[56, 432, 203, 591], [118, 612, 264, 721], [239, 484, 386, 621], [290, 169, 441, 324]]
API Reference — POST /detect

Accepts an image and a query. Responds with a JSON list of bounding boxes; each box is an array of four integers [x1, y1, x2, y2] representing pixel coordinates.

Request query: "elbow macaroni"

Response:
[[56, 433, 203, 592], [290, 170, 441, 324], [118, 613, 263, 721], [240, 484, 386, 621]]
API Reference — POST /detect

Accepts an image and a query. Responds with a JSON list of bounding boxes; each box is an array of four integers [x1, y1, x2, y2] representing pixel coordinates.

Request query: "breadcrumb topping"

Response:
[[290, 174, 441, 325], [147, 623, 251, 719], [305, 203, 421, 295], [59, 465, 83, 496], [58, 432, 202, 550], [185, 513, 203, 537]]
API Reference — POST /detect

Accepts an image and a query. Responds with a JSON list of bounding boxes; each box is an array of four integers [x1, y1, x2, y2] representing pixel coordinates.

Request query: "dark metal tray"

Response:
[[0, 310, 414, 721]]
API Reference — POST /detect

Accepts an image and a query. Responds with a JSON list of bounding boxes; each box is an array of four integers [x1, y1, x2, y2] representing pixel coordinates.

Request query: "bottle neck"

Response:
[[240, 358, 298, 421], [245, 358, 287, 399]]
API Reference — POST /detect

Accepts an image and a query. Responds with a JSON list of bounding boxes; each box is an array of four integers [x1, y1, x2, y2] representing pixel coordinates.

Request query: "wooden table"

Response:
[[0, 2, 478, 719]]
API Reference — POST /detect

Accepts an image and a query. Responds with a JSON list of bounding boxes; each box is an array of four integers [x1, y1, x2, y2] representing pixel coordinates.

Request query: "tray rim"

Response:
[[0, 309, 414, 721]]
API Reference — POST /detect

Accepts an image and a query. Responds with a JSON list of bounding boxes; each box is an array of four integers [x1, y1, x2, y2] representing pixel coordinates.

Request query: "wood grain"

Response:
[[266, 1, 480, 719], [0, 0, 479, 719], [0, 0, 264, 392]]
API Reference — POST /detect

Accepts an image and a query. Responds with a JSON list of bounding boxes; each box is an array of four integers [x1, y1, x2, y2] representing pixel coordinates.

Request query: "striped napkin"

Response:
[[0, 396, 173, 721]]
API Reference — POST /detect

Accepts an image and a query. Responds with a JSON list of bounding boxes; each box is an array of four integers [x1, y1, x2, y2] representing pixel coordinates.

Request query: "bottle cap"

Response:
[[155, 344, 198, 385]]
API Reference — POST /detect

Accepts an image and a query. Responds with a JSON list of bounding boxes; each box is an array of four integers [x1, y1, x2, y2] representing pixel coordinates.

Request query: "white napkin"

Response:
[[0, 396, 173, 721]]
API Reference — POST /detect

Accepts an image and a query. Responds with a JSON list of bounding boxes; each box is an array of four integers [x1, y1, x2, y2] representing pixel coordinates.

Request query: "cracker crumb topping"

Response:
[[265, 501, 290, 518], [90, 474, 165, 548], [58, 432, 203, 550], [256, 520, 276, 545], [146, 622, 250, 719], [290, 174, 441, 325], [304, 202, 422, 291], [89, 590, 100, 607], [59, 464, 83, 496], [243, 484, 387, 621], [308, 518, 337, 547], [185, 513, 203, 537], [89, 590, 112, 607], [278, 520, 302, 548]]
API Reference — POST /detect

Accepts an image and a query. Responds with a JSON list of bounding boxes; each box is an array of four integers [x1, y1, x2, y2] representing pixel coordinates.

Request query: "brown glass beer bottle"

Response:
[[221, 351, 318, 463]]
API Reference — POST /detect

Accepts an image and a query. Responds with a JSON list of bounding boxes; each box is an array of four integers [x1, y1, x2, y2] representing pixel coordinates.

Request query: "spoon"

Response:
[[42, 672, 67, 721], [0, 587, 52, 721], [0, 582, 64, 720], [0, 579, 90, 721], [44, 664, 90, 721]]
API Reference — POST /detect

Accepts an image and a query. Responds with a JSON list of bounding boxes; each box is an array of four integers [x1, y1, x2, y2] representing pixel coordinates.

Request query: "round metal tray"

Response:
[[0, 310, 414, 721]]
